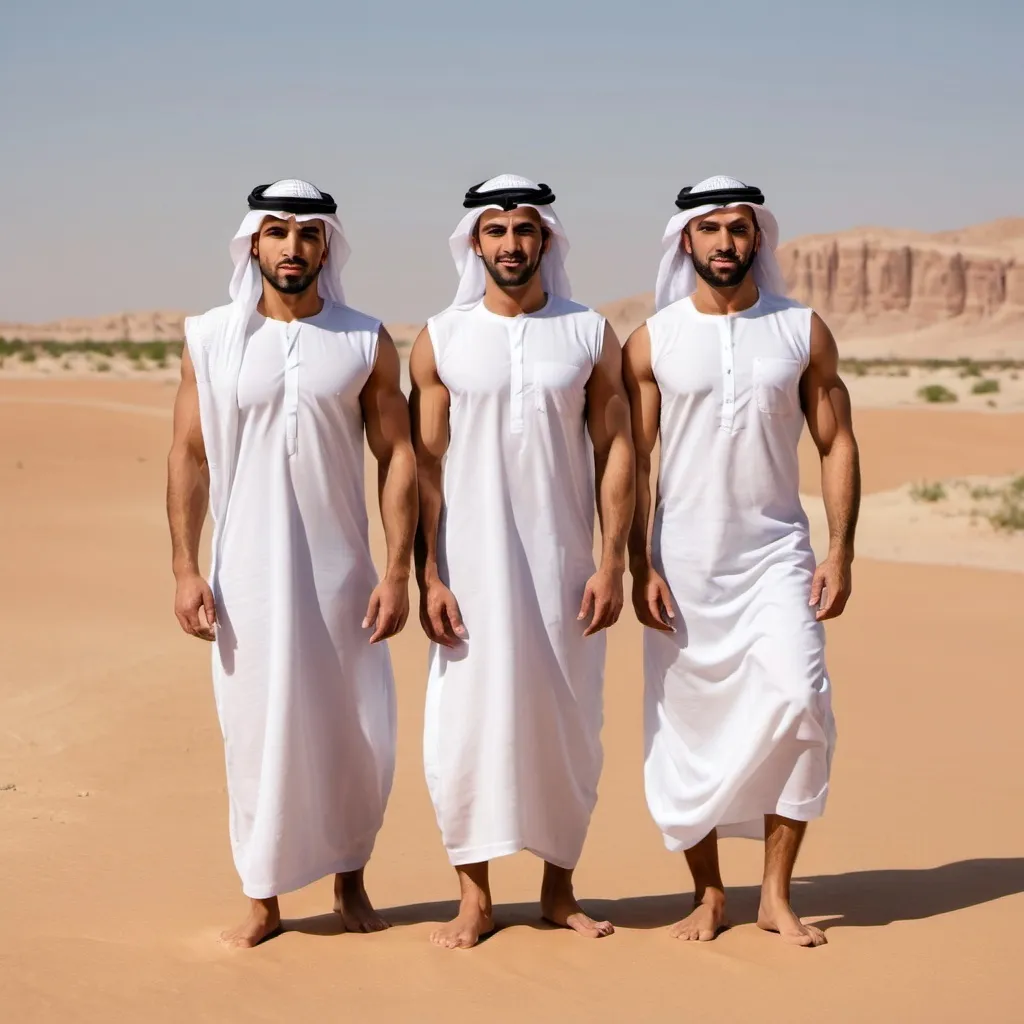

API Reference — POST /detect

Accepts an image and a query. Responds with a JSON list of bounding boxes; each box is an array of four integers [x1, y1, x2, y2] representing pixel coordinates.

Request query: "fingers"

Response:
[[369, 598, 410, 644], [647, 588, 675, 632], [583, 589, 623, 636], [202, 585, 217, 627], [577, 584, 595, 624], [445, 596, 467, 640], [808, 568, 825, 609], [362, 591, 381, 631], [817, 581, 850, 621], [656, 582, 676, 623]]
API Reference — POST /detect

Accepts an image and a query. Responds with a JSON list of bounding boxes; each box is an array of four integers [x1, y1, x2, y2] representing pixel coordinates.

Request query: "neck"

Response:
[[482, 274, 549, 317], [690, 274, 760, 315], [257, 282, 325, 322]]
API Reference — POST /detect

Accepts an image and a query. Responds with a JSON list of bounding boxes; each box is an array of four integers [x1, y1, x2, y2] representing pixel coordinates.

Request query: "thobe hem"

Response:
[[659, 786, 830, 853], [240, 847, 376, 900], [446, 838, 580, 871]]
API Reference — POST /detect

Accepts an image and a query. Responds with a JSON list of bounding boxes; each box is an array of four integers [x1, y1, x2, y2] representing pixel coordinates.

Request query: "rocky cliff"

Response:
[[599, 218, 1024, 359]]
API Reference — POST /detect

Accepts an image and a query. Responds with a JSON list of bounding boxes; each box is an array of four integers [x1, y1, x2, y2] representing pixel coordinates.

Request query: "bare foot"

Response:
[[430, 901, 494, 950], [541, 866, 614, 938], [757, 895, 826, 947], [333, 870, 390, 933], [669, 890, 727, 941], [220, 898, 281, 949]]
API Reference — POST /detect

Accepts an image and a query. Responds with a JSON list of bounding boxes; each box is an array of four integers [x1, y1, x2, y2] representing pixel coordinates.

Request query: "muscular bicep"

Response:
[[408, 327, 450, 461], [622, 324, 660, 458], [802, 312, 855, 456], [585, 323, 630, 455], [171, 346, 207, 466], [361, 327, 412, 461]]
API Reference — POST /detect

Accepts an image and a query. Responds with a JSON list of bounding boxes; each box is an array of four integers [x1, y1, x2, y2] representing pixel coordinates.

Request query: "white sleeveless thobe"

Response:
[[644, 291, 836, 852], [424, 296, 607, 869], [184, 302, 396, 899]]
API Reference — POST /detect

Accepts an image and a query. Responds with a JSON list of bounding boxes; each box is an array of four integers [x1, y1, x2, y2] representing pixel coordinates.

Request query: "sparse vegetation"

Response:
[[19, 349, 37, 363], [957, 359, 982, 378], [918, 384, 958, 404], [0, 339, 183, 370], [972, 378, 1000, 394], [911, 481, 947, 502], [94, 360, 111, 373]]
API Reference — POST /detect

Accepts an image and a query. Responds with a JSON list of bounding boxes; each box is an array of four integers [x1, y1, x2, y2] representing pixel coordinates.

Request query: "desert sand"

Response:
[[2, 377, 1023, 1023]]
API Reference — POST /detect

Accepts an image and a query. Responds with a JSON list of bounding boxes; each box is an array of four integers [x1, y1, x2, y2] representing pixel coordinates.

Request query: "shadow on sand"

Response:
[[281, 857, 1024, 937]]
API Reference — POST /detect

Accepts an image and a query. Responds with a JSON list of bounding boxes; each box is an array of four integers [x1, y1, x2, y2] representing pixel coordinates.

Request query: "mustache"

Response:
[[709, 249, 739, 260], [276, 257, 309, 269]]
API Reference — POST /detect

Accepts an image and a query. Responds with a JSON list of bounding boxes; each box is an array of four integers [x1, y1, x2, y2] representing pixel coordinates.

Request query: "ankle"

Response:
[[694, 884, 726, 907], [760, 883, 791, 906]]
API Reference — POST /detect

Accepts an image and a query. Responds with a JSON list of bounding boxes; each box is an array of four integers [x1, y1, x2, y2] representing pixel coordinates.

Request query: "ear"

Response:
[[754, 226, 761, 253], [250, 231, 260, 258], [680, 229, 693, 255], [320, 241, 329, 267], [541, 226, 552, 254]]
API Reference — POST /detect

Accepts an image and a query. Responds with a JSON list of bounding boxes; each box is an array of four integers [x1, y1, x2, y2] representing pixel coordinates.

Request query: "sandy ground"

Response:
[[2, 379, 1024, 1023]]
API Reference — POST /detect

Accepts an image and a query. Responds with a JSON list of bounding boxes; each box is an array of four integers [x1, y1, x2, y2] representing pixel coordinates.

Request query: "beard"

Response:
[[691, 246, 756, 289], [259, 256, 323, 295], [481, 247, 543, 289]]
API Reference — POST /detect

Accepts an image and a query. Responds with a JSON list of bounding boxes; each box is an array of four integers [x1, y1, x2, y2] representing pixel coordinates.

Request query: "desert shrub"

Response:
[[917, 384, 958, 404], [19, 348, 37, 363], [957, 359, 982, 378], [95, 360, 111, 373], [972, 378, 1000, 394], [910, 480, 946, 503]]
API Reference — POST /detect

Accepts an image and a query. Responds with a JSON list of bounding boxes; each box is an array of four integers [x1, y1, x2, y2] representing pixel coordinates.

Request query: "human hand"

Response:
[[631, 565, 676, 632], [578, 566, 624, 637], [810, 552, 852, 621], [174, 572, 216, 641], [419, 578, 467, 648], [363, 574, 410, 644]]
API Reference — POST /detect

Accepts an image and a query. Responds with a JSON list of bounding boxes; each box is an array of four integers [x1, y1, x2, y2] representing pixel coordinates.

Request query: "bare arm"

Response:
[[409, 327, 465, 646], [622, 324, 674, 630], [166, 347, 216, 640], [579, 323, 635, 636], [360, 327, 418, 642], [802, 312, 861, 620]]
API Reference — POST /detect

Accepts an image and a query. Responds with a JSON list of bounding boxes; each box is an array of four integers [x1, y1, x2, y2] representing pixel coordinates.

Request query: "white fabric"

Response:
[[643, 291, 836, 852], [447, 174, 571, 310], [184, 296, 396, 898], [423, 295, 607, 868], [655, 175, 786, 312]]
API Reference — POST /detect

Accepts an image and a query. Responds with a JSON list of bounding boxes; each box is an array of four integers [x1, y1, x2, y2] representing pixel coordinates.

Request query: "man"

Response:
[[167, 179, 416, 947], [410, 175, 634, 949], [623, 176, 860, 947]]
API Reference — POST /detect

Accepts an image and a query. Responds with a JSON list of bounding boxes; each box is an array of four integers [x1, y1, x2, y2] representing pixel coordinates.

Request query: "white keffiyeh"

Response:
[[447, 174, 571, 310], [654, 175, 786, 312]]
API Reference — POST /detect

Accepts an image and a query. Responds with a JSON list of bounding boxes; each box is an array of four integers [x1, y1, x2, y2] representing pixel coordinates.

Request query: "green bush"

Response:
[[19, 348, 37, 363], [917, 384, 958, 404], [911, 480, 946, 502], [972, 378, 1000, 395]]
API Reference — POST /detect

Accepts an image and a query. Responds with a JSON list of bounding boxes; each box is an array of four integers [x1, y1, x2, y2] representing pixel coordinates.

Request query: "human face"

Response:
[[682, 206, 760, 289], [252, 216, 329, 295], [473, 207, 550, 289]]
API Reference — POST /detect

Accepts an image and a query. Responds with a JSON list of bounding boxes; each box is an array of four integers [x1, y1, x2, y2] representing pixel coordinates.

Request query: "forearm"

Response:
[[413, 454, 445, 586], [166, 449, 209, 579], [377, 443, 417, 582], [627, 450, 653, 573], [820, 434, 861, 559], [595, 434, 635, 572]]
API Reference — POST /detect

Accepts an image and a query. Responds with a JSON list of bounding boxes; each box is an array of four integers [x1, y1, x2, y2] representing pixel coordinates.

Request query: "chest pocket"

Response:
[[533, 360, 585, 412], [753, 356, 802, 416]]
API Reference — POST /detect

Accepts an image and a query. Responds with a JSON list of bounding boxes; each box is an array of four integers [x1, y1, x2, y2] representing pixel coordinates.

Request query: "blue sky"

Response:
[[2, 1, 1021, 322]]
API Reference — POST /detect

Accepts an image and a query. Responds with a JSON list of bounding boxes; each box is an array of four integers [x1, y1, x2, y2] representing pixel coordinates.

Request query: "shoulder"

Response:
[[646, 295, 692, 331], [317, 301, 381, 336], [549, 296, 605, 328], [757, 290, 811, 318], [184, 303, 234, 343]]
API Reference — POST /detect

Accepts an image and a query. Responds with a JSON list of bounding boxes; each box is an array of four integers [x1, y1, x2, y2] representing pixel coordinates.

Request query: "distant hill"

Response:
[[5, 219, 1023, 359]]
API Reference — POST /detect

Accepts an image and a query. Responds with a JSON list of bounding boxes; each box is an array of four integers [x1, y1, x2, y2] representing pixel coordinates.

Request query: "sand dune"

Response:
[[2, 380, 1023, 1022]]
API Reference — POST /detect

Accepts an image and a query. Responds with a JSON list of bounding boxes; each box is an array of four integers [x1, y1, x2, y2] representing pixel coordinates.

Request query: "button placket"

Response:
[[719, 317, 735, 430], [509, 319, 526, 434], [284, 321, 300, 456]]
